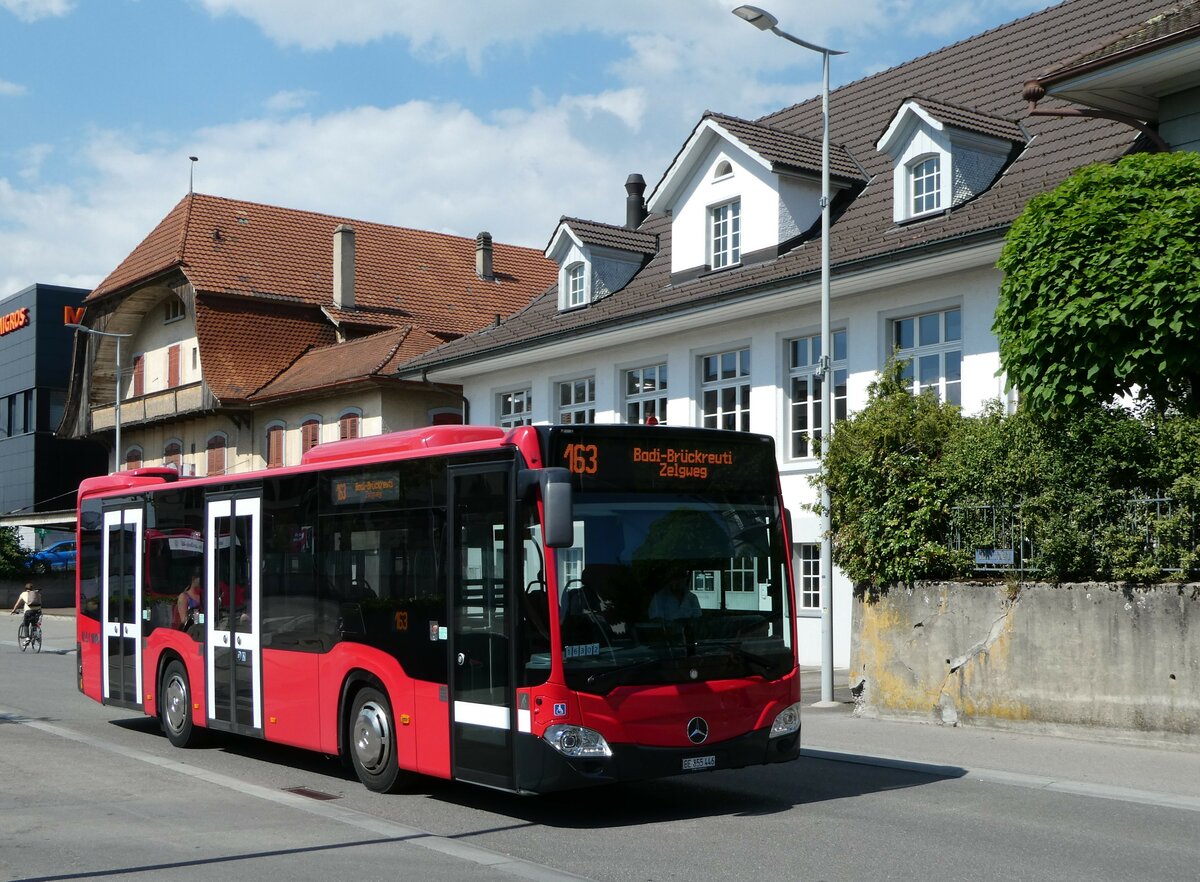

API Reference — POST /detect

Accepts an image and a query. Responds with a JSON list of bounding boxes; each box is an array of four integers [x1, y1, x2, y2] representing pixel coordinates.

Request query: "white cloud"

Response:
[[0, 79, 27, 96], [0, 97, 645, 295], [264, 89, 316, 112], [0, 0, 1050, 295], [0, 0, 73, 22]]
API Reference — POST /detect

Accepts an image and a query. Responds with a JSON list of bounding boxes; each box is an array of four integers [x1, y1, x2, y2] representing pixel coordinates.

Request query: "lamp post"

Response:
[[732, 5, 844, 707], [66, 324, 133, 473]]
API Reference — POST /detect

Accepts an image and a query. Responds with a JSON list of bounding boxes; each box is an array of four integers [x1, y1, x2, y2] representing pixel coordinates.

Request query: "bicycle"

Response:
[[14, 608, 42, 653]]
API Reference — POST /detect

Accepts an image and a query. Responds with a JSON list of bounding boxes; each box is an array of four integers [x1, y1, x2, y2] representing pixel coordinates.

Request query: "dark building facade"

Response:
[[0, 284, 107, 531]]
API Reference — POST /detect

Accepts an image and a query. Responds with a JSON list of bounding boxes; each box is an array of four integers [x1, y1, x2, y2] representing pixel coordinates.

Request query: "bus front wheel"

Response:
[[349, 687, 404, 793], [161, 660, 204, 748]]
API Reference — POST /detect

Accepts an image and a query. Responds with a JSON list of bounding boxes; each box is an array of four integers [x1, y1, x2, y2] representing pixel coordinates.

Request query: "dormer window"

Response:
[[711, 199, 741, 269], [910, 156, 942, 215], [546, 218, 656, 312], [566, 263, 586, 308], [877, 98, 1025, 225]]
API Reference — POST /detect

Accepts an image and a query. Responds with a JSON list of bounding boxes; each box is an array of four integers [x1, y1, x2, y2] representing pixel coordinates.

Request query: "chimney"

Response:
[[476, 231, 494, 280], [333, 224, 355, 310], [625, 173, 647, 230]]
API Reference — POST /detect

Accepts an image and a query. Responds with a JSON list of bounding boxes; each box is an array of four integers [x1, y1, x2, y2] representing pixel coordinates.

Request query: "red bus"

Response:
[[76, 424, 801, 793]]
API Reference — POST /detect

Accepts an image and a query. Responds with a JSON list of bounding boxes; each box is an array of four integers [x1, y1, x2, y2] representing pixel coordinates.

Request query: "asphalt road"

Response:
[[4, 615, 1200, 882]]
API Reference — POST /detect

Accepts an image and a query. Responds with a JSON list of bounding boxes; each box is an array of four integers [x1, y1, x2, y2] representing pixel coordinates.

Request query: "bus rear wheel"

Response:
[[349, 687, 405, 793], [161, 660, 204, 748]]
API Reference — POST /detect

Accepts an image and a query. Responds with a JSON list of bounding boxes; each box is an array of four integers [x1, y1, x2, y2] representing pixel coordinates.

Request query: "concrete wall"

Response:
[[2, 572, 75, 609], [851, 581, 1200, 744]]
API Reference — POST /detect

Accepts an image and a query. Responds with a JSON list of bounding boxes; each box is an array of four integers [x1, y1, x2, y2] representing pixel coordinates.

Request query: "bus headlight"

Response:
[[542, 724, 613, 758], [769, 702, 802, 737]]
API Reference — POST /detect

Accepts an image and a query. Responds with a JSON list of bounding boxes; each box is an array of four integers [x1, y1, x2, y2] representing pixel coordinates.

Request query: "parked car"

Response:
[[25, 539, 76, 574]]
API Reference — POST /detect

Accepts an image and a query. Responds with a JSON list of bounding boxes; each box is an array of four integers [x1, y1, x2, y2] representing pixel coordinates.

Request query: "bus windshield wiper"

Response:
[[702, 643, 779, 678], [585, 656, 664, 689]]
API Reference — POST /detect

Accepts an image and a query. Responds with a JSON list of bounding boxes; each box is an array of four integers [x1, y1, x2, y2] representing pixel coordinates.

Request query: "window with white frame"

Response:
[[795, 544, 820, 610], [788, 329, 848, 459], [498, 388, 532, 428], [700, 347, 750, 432], [892, 306, 962, 405], [557, 377, 595, 424], [624, 363, 667, 425], [710, 199, 740, 269], [163, 297, 184, 323], [910, 156, 942, 215], [566, 263, 586, 308]]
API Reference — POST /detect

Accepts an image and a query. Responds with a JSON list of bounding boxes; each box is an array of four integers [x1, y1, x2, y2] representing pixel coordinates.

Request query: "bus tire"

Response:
[[348, 687, 404, 793], [161, 660, 204, 748]]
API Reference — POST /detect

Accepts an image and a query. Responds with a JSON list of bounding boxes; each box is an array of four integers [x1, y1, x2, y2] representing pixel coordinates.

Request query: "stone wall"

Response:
[[851, 582, 1200, 743]]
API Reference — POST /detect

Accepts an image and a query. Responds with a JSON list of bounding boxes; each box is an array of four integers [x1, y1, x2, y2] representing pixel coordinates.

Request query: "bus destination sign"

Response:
[[332, 472, 401, 505], [552, 428, 776, 495], [630, 444, 734, 481]]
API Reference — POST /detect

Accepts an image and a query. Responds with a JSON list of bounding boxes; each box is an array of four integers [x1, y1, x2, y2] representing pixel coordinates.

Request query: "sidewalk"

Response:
[[798, 665, 1200, 804]]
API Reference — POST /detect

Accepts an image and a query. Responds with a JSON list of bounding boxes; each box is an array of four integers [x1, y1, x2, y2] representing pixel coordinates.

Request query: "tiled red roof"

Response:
[[90, 193, 556, 336], [194, 295, 335, 402], [400, 0, 1166, 375], [89, 193, 556, 405], [250, 325, 443, 401]]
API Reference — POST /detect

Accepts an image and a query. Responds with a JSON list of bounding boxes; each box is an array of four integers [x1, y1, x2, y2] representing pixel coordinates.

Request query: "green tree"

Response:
[[995, 151, 1200, 414], [816, 360, 967, 591], [0, 526, 30, 580]]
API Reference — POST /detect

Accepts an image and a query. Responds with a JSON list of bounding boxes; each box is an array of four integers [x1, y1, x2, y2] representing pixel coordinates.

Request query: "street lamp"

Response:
[[66, 324, 133, 473], [732, 5, 845, 707]]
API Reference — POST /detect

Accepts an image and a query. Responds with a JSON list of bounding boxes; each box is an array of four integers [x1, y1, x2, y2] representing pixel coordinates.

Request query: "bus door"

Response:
[[102, 506, 143, 708], [205, 493, 263, 735], [449, 464, 516, 790]]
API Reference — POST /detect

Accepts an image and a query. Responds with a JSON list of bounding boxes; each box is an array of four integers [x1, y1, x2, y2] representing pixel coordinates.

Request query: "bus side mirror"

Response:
[[540, 468, 574, 548], [784, 508, 794, 543]]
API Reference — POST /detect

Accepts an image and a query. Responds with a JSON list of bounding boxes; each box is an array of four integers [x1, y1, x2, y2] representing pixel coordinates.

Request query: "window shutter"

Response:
[[132, 354, 144, 398], [267, 426, 284, 468], [206, 435, 226, 476], [339, 413, 359, 440], [168, 344, 181, 389], [164, 442, 182, 471], [125, 448, 142, 470], [302, 420, 320, 452]]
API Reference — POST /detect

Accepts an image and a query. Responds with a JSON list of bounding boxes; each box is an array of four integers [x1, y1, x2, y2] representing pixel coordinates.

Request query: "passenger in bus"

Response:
[[176, 573, 202, 629], [648, 571, 701, 622]]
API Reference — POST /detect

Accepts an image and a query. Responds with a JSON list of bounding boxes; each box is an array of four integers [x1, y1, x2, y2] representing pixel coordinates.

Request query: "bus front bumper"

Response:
[[515, 726, 800, 793]]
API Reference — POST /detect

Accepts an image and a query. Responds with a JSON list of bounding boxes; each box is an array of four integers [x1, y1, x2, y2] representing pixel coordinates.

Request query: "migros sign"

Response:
[[0, 307, 30, 337]]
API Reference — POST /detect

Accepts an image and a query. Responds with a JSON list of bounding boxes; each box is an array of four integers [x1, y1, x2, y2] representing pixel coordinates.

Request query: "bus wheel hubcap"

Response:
[[354, 701, 390, 773], [165, 676, 187, 732]]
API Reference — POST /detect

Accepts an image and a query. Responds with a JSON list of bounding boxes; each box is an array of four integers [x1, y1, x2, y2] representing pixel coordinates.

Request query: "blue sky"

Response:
[[0, 0, 1046, 295]]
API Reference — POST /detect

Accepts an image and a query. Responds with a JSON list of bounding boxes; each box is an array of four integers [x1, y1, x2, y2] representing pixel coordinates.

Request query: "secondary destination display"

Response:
[[331, 472, 401, 505]]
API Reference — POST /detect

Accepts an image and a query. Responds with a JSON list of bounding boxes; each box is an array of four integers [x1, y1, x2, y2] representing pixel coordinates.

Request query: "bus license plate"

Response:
[[682, 755, 716, 771]]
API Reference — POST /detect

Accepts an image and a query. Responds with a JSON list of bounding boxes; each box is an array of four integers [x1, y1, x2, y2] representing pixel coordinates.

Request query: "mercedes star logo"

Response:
[[687, 716, 709, 745]]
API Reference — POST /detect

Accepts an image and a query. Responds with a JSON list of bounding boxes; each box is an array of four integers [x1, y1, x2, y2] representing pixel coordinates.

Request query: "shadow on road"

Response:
[[106, 716, 966, 826]]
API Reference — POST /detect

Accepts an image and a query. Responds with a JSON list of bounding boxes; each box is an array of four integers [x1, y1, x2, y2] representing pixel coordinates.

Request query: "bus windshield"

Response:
[[546, 427, 793, 694]]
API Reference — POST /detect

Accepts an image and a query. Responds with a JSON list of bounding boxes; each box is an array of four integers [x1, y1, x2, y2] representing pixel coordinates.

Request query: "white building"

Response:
[[401, 0, 1173, 666]]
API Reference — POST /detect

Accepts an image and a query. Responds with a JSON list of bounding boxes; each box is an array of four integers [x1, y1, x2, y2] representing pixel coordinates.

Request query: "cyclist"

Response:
[[10, 582, 43, 636]]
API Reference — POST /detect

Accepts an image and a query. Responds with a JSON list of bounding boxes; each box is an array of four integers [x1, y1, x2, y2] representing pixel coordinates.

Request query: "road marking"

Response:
[[0, 704, 590, 882], [803, 747, 1200, 814]]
